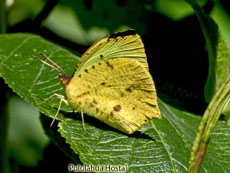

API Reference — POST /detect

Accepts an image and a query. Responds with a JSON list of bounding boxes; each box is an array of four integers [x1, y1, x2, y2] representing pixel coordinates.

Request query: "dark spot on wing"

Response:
[[132, 107, 135, 110], [110, 112, 114, 117], [101, 82, 106, 85], [99, 62, 101, 65], [106, 61, 114, 69], [84, 69, 88, 73], [100, 54, 103, 58], [78, 74, 81, 78], [126, 88, 132, 93], [92, 65, 95, 69], [77, 93, 86, 98], [145, 102, 157, 107], [95, 107, 99, 113], [121, 93, 124, 97], [113, 105, 121, 112], [92, 99, 98, 105], [144, 119, 148, 122], [109, 30, 136, 39]]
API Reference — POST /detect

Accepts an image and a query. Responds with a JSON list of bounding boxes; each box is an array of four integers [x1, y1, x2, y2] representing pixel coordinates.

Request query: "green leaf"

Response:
[[185, 0, 219, 102], [185, 0, 230, 103], [58, 99, 230, 172], [0, 33, 78, 116], [0, 33, 230, 172], [212, 34, 230, 119], [211, 1, 230, 47], [204, 29, 230, 104], [214, 34, 230, 94]]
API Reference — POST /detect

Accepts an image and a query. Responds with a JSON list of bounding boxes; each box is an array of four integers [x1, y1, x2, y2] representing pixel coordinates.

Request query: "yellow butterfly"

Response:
[[32, 30, 161, 134]]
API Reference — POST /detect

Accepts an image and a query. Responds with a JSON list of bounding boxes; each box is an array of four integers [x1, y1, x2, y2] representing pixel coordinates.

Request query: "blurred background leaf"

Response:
[[8, 96, 49, 166], [155, 0, 207, 21], [7, 0, 44, 26]]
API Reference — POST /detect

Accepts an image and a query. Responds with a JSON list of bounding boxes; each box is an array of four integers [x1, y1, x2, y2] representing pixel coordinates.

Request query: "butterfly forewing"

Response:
[[73, 30, 148, 78], [66, 58, 161, 134]]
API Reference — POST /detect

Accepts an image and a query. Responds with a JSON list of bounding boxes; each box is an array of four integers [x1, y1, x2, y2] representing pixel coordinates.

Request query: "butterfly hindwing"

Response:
[[66, 58, 161, 134]]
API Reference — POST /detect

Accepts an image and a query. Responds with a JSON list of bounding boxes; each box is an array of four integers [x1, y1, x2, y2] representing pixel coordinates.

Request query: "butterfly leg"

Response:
[[38, 93, 68, 105], [50, 97, 65, 127], [81, 107, 88, 134], [39, 93, 68, 127]]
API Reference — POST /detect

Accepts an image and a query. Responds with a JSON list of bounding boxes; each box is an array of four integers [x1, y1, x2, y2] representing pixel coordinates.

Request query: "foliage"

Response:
[[0, 0, 230, 172]]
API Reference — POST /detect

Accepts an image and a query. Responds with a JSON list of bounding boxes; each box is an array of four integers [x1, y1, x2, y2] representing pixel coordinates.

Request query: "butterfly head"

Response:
[[30, 52, 72, 86], [59, 74, 71, 86]]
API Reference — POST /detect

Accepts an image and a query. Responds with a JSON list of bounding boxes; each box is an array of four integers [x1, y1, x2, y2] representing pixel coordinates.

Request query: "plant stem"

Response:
[[188, 75, 230, 172], [192, 142, 207, 173]]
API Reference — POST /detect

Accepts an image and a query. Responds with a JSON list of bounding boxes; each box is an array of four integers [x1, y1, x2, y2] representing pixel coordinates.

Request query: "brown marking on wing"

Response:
[[92, 99, 98, 105], [106, 61, 114, 69], [125, 87, 132, 93], [113, 105, 121, 112]]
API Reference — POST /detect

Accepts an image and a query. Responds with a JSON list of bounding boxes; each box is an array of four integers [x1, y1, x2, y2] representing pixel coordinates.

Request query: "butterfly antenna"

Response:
[[81, 107, 88, 134], [39, 52, 66, 75], [30, 55, 63, 74]]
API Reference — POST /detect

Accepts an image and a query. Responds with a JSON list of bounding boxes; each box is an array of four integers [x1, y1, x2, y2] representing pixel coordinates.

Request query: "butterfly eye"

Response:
[[59, 74, 71, 85]]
